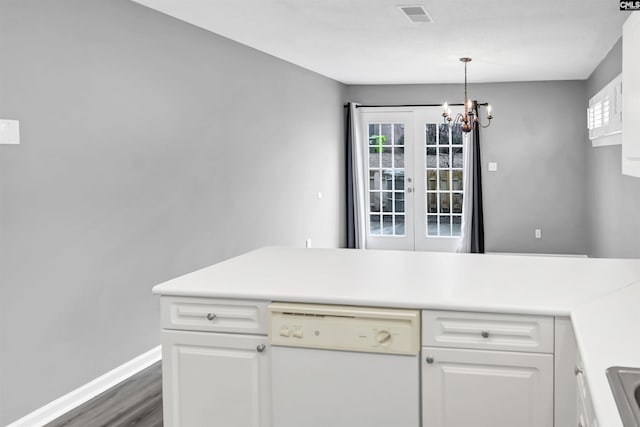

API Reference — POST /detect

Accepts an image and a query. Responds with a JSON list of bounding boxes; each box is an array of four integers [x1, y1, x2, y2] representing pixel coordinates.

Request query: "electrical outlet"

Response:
[[488, 162, 498, 172], [535, 229, 542, 239], [0, 119, 20, 144]]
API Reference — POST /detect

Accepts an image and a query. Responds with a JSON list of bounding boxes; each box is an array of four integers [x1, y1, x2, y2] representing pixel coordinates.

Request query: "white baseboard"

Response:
[[7, 346, 162, 427], [487, 252, 588, 258]]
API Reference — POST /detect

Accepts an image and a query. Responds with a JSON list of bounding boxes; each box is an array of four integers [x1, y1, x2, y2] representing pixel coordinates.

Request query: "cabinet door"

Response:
[[162, 330, 271, 427], [576, 355, 599, 427], [555, 317, 577, 427], [577, 390, 591, 427], [421, 347, 553, 427], [623, 12, 640, 177]]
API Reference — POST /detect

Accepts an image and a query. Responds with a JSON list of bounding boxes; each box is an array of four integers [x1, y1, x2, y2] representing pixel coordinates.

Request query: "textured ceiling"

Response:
[[131, 0, 630, 84]]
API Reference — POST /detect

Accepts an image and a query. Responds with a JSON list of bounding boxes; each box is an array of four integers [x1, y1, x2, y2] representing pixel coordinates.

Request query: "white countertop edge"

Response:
[[152, 288, 573, 317]]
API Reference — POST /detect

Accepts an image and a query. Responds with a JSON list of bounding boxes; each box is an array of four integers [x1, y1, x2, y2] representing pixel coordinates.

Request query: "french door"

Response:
[[361, 111, 415, 250], [361, 107, 466, 252]]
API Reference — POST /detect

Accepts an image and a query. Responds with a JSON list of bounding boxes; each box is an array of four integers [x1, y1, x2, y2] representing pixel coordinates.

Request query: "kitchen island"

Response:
[[153, 247, 640, 427]]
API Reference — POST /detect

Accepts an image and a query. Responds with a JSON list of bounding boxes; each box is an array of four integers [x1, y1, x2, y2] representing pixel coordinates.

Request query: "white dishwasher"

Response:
[[268, 302, 421, 427]]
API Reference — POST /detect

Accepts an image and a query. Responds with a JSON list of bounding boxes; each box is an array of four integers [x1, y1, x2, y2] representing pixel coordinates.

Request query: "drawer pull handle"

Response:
[[206, 313, 217, 321], [426, 356, 434, 364], [481, 330, 490, 339], [257, 344, 266, 353], [575, 367, 583, 376]]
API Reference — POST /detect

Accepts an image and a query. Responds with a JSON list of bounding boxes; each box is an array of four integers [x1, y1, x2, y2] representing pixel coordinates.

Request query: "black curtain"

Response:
[[345, 103, 356, 248], [470, 101, 485, 253]]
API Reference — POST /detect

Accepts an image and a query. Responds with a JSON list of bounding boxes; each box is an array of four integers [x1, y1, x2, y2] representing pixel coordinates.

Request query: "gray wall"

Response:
[[347, 82, 589, 255], [585, 38, 640, 258], [0, 0, 346, 423]]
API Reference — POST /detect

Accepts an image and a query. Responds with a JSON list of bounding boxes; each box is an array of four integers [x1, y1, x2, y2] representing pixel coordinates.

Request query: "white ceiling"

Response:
[[131, 0, 629, 84]]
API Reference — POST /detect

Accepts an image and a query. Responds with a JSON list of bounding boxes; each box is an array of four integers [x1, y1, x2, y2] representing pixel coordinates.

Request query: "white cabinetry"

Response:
[[554, 317, 578, 427], [161, 297, 271, 427], [421, 310, 554, 427], [576, 352, 599, 427], [623, 13, 640, 177]]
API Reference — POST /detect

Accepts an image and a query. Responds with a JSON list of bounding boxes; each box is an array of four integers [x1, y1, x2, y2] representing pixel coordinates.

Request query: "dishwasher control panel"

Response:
[[268, 303, 420, 355]]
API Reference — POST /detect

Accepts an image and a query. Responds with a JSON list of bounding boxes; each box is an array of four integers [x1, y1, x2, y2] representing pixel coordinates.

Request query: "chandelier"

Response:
[[442, 57, 493, 133]]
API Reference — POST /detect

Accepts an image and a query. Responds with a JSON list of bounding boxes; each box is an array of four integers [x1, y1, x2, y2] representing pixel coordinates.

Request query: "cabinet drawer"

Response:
[[422, 310, 554, 353], [161, 297, 269, 334]]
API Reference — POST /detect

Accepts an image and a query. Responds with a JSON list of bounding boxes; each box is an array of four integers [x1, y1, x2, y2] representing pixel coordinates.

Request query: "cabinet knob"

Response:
[[426, 356, 434, 364], [206, 313, 217, 321], [574, 367, 583, 376], [257, 344, 266, 353], [481, 330, 490, 338]]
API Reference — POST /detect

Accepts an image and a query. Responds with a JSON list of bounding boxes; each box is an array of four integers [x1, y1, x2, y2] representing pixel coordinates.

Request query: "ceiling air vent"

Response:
[[398, 5, 433, 23]]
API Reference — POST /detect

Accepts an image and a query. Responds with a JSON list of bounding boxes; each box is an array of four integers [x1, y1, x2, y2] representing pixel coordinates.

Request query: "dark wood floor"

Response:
[[45, 362, 163, 427]]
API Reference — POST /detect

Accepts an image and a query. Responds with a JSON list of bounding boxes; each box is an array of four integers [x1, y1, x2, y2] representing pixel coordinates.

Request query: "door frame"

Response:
[[359, 106, 466, 252]]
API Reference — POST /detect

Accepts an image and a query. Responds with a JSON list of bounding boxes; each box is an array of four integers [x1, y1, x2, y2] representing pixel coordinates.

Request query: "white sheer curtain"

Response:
[[456, 132, 474, 253], [349, 103, 367, 249]]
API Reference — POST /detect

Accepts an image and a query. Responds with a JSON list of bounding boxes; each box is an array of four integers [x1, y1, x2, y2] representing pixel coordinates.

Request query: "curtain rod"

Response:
[[343, 102, 489, 108]]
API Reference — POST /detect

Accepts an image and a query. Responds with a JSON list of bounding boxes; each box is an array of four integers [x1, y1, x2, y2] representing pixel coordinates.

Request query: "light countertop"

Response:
[[153, 247, 640, 316], [153, 246, 640, 426], [572, 281, 640, 427]]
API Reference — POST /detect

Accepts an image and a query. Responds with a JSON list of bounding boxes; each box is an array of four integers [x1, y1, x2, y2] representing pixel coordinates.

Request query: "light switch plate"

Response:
[[488, 162, 498, 172], [0, 119, 20, 144]]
